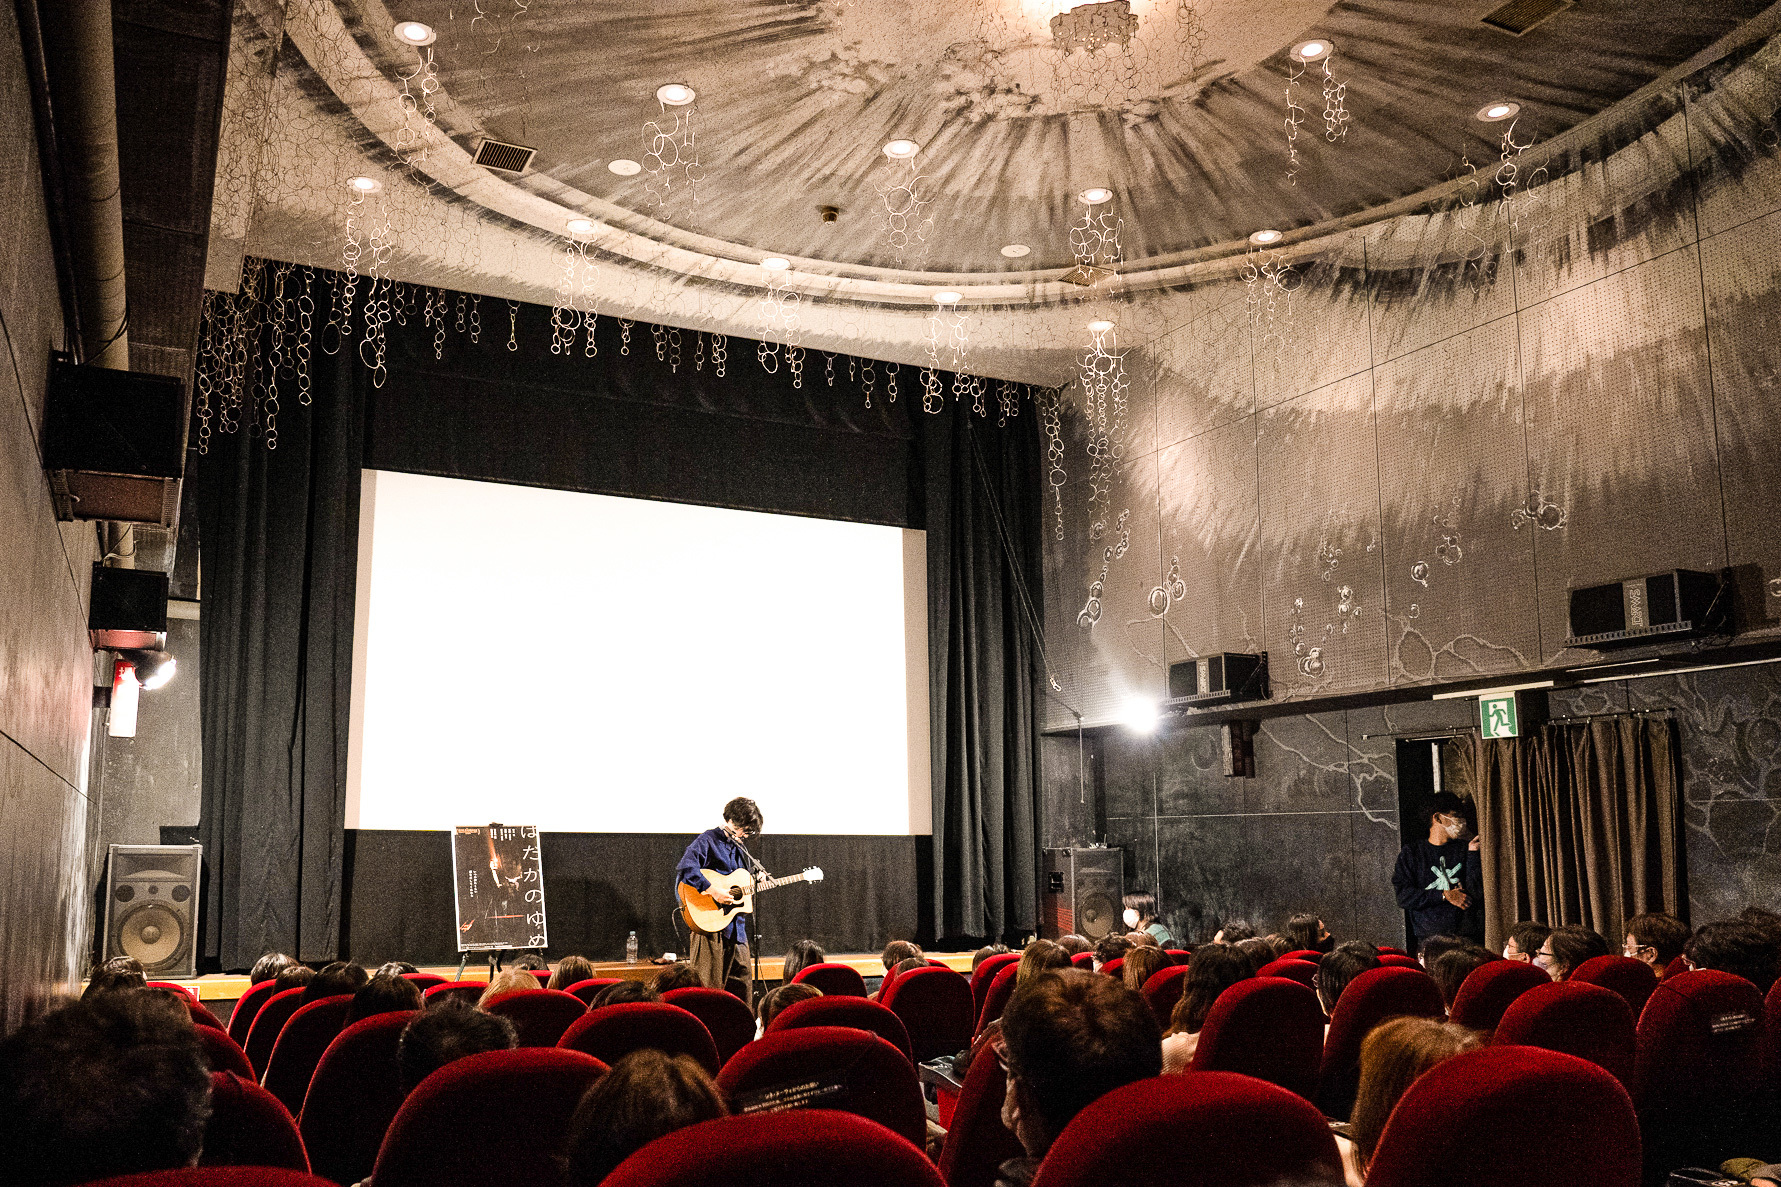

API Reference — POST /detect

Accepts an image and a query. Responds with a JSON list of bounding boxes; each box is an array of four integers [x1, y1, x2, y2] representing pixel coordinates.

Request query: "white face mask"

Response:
[[1123, 908, 1140, 928], [1440, 817, 1463, 839]]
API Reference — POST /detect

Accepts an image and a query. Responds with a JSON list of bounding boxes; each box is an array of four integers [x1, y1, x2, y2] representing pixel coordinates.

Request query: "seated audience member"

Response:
[[1623, 912, 1691, 978], [373, 960, 419, 978], [1121, 944, 1170, 994], [250, 952, 299, 983], [82, 955, 148, 999], [398, 998, 518, 1092], [1161, 942, 1253, 1072], [1126, 931, 1161, 949], [882, 940, 924, 972], [549, 955, 597, 992], [891, 956, 930, 978], [782, 939, 827, 984], [348, 973, 425, 1024], [1234, 936, 1275, 970], [0, 990, 211, 1187], [997, 970, 1162, 1185], [273, 964, 317, 994], [1285, 912, 1335, 955], [1316, 942, 1383, 1018], [1122, 892, 1174, 946], [1416, 934, 1469, 968], [1018, 940, 1074, 985], [1686, 919, 1781, 992], [302, 960, 370, 1004], [973, 943, 1013, 972], [1536, 925, 1611, 983], [1429, 945, 1494, 1009], [479, 969, 540, 1005], [652, 962, 705, 993], [1740, 906, 1781, 942], [1213, 919, 1256, 944], [593, 979, 662, 1008], [1054, 934, 1092, 957], [561, 1050, 728, 1186], [511, 953, 548, 971], [1339, 1017, 1481, 1186], [1093, 934, 1135, 970], [1502, 920, 1551, 963], [755, 982, 821, 1035], [1264, 934, 1293, 961]]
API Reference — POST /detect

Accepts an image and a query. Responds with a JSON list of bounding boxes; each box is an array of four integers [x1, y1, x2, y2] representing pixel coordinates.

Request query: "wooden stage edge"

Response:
[[146, 951, 977, 1002]]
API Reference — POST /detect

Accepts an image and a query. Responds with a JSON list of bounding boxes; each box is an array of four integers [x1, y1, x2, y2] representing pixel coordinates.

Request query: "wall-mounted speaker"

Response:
[[1041, 846, 1124, 942], [102, 844, 200, 978], [89, 564, 168, 650], [1566, 569, 1727, 648], [42, 356, 185, 525], [1167, 652, 1270, 706]]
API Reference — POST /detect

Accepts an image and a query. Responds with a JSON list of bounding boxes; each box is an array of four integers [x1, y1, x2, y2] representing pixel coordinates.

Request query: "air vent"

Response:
[[473, 138, 536, 174], [1480, 0, 1572, 36]]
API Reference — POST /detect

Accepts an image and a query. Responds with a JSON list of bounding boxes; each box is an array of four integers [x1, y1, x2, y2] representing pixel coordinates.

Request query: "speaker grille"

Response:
[[1480, 0, 1572, 35], [474, 138, 536, 174]]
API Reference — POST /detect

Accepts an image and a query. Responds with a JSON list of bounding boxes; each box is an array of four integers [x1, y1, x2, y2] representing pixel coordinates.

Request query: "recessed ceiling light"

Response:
[[1476, 101, 1520, 122], [607, 158, 642, 176], [566, 218, 596, 235], [883, 139, 920, 160], [1290, 38, 1332, 63], [1248, 229, 1283, 245], [346, 176, 382, 193], [656, 83, 696, 106], [393, 21, 436, 46], [934, 290, 963, 304], [1001, 243, 1031, 258], [1079, 187, 1113, 205], [1088, 319, 1114, 332], [761, 256, 791, 271]]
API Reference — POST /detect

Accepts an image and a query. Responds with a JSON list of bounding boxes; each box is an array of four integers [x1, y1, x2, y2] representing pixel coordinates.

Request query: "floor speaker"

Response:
[[103, 844, 200, 978], [1041, 846, 1125, 941]]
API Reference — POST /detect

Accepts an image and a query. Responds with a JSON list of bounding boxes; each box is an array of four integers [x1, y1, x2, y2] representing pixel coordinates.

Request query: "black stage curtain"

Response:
[[924, 410, 1045, 944]]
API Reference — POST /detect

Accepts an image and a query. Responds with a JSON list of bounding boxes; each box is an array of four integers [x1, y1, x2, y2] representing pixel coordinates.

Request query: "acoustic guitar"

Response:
[[677, 866, 823, 934]]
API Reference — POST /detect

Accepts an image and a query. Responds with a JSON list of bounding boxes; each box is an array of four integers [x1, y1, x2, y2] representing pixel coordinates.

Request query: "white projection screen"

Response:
[[346, 470, 931, 836]]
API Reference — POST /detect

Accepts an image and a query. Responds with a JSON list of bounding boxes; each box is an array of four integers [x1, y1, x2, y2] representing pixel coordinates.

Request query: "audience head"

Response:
[[1503, 920, 1551, 963], [881, 940, 923, 971], [1126, 931, 1161, 949], [561, 1050, 728, 1186], [348, 973, 424, 1024], [1233, 936, 1273, 970], [722, 796, 764, 837], [249, 952, 299, 984], [1537, 926, 1611, 982], [652, 962, 705, 993], [1316, 941, 1383, 1016], [1092, 934, 1134, 969], [781, 940, 827, 983], [972, 943, 1013, 971], [998, 970, 1162, 1159], [273, 964, 316, 994], [1262, 934, 1292, 960], [592, 980, 661, 1008], [549, 955, 597, 992], [1624, 912, 1691, 973], [1120, 944, 1170, 993], [1212, 919, 1255, 944], [1121, 891, 1160, 929], [1055, 934, 1092, 956], [302, 960, 369, 1004], [478, 969, 539, 1006], [373, 961, 419, 977], [1168, 942, 1253, 1035], [755, 983, 821, 1030], [1738, 907, 1781, 943], [1429, 946, 1494, 1008], [1686, 919, 1780, 991], [1347, 1017, 1482, 1172], [1285, 913, 1334, 954], [398, 998, 517, 1092], [82, 956, 147, 1000], [510, 953, 548, 971], [1417, 934, 1469, 967], [1424, 791, 1469, 837], [0, 990, 211, 1187], [891, 956, 928, 977], [1018, 939, 1073, 984]]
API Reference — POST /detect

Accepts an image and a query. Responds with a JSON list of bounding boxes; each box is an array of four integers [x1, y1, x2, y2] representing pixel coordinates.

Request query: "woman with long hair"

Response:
[[1160, 944, 1253, 1072]]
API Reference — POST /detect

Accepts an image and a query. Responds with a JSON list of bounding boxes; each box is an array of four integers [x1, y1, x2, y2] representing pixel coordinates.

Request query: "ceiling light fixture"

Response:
[[1079, 186, 1114, 205], [656, 83, 696, 106], [1000, 243, 1031, 258], [566, 218, 596, 235], [1476, 100, 1520, 122], [882, 139, 920, 160], [1290, 38, 1332, 62], [392, 20, 436, 46], [346, 176, 382, 193], [1088, 319, 1114, 332], [934, 290, 963, 304], [760, 256, 790, 271], [607, 159, 642, 176], [1248, 229, 1282, 246]]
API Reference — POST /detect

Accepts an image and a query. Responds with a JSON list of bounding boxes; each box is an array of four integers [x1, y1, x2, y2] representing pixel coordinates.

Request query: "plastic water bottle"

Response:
[[625, 930, 638, 964]]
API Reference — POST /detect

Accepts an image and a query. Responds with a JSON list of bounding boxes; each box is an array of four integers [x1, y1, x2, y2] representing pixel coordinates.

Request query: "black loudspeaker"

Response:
[[1041, 847, 1124, 941], [89, 564, 168, 650], [1167, 652, 1270, 706], [1567, 569, 1726, 648], [42, 356, 185, 525], [102, 845, 200, 978]]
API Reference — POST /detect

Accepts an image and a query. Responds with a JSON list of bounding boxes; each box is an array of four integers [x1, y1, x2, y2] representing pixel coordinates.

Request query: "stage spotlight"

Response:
[[122, 649, 178, 690], [1121, 697, 1159, 733]]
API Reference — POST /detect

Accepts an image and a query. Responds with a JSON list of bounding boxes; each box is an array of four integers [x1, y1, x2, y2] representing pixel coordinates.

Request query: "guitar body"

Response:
[[678, 868, 756, 934]]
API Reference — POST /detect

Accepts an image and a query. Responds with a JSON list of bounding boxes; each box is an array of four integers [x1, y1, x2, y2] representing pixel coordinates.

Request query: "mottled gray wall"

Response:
[[0, 4, 101, 1031]]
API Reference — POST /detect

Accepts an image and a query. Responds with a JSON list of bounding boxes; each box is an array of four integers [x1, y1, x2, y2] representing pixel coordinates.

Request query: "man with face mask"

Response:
[[1390, 792, 1484, 955]]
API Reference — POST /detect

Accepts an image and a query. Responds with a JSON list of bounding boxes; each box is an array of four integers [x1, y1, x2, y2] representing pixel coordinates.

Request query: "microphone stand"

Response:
[[734, 835, 768, 998]]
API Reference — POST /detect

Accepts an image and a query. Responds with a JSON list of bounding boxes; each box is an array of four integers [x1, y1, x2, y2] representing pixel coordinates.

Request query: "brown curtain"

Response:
[[1456, 715, 1684, 952]]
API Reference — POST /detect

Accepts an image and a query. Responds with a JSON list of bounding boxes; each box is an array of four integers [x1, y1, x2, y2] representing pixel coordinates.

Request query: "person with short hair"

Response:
[[1017, 940, 1073, 984], [1212, 919, 1255, 944], [1054, 934, 1092, 956], [549, 955, 596, 992], [1092, 933, 1134, 970], [652, 962, 705, 994], [1392, 791, 1484, 953], [973, 943, 1012, 971], [562, 1050, 729, 1185], [1685, 919, 1780, 992], [273, 964, 316, 994], [1535, 925, 1611, 982], [1428, 945, 1493, 1009], [592, 980, 662, 1008], [398, 998, 517, 1092], [1121, 892, 1173, 946], [782, 939, 827, 984], [881, 939, 924, 971], [348, 973, 424, 1024], [754, 982, 821, 1034], [1161, 942, 1253, 1072], [1623, 912, 1690, 976], [1502, 920, 1551, 963], [1126, 931, 1161, 949], [1234, 936, 1275, 970], [996, 970, 1162, 1185], [1316, 941, 1382, 1017], [250, 952, 299, 983], [510, 953, 548, 971], [1416, 934, 1469, 968], [1285, 913, 1334, 954], [0, 990, 212, 1187], [890, 956, 928, 978], [676, 797, 766, 1007], [82, 955, 147, 999], [373, 960, 419, 978], [1339, 1017, 1482, 1185], [302, 960, 369, 1004]]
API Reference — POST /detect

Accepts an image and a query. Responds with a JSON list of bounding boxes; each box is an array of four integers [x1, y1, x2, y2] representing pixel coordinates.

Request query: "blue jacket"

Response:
[[677, 826, 751, 943]]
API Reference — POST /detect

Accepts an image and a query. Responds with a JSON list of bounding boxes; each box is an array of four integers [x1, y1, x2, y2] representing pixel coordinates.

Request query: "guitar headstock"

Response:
[[804, 866, 824, 882]]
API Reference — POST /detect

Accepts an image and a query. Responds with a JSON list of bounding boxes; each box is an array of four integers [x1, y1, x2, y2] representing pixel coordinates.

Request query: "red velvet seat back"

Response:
[[227, 980, 281, 1047], [199, 1071, 309, 1171], [936, 1025, 1024, 1187], [716, 1026, 926, 1147], [1635, 969, 1765, 1106], [243, 987, 309, 1078], [563, 976, 623, 1004], [185, 1001, 224, 1030], [421, 981, 486, 1008], [527, 969, 553, 986], [85, 1171, 334, 1187], [1069, 951, 1096, 969], [1255, 957, 1319, 990], [1448, 959, 1549, 1032], [969, 952, 1022, 1018], [1141, 963, 1191, 1028], [1101, 956, 1125, 977], [1166, 949, 1193, 965], [195, 1026, 255, 1079], [1318, 965, 1446, 1119], [662, 987, 757, 1065], [1569, 955, 1658, 1019], [1032, 1073, 1341, 1187], [1282, 949, 1323, 962], [769, 993, 914, 1063], [298, 1010, 415, 1187], [400, 972, 446, 990], [1365, 1046, 1639, 1187], [1665, 955, 1689, 980], [261, 996, 353, 1113], [483, 987, 587, 1047], [1378, 954, 1423, 970], [372, 1048, 608, 1187], [1191, 977, 1325, 1101], [150, 981, 198, 1000], [792, 961, 869, 997], [1494, 980, 1636, 1087], [601, 1109, 945, 1187], [557, 1001, 720, 1074], [1765, 976, 1781, 1092], [976, 963, 1020, 1035], [879, 965, 974, 1062]]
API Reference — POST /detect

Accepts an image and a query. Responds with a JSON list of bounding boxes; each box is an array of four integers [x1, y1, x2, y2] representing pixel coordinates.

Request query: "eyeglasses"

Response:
[[1623, 942, 1652, 958]]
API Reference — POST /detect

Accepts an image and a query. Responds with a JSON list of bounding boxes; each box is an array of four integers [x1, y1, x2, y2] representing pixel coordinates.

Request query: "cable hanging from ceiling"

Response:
[[643, 82, 703, 215]]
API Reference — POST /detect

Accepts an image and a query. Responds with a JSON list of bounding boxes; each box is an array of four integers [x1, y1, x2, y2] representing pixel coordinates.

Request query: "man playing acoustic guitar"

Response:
[[676, 797, 764, 1006]]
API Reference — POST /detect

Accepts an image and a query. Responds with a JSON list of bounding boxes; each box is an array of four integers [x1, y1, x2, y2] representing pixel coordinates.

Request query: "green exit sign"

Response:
[[1480, 692, 1519, 739]]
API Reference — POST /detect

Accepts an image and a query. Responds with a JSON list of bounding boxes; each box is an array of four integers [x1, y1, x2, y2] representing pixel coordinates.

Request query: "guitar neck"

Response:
[[755, 871, 810, 893]]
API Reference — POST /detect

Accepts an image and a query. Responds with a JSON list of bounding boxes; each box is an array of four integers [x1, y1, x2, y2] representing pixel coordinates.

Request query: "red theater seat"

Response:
[[793, 962, 870, 997], [1448, 959, 1549, 1032], [717, 1026, 926, 1147], [261, 996, 353, 1114], [1032, 1073, 1341, 1187], [1765, 977, 1781, 1093], [1070, 951, 1096, 969], [372, 1048, 608, 1187], [1101, 956, 1125, 977], [1318, 965, 1446, 1119], [1494, 981, 1636, 1087], [1142, 963, 1190, 1028], [483, 987, 587, 1047], [1191, 977, 1325, 1101], [1255, 957, 1319, 990], [557, 1001, 720, 1074], [227, 980, 281, 1047], [601, 1109, 945, 1187], [298, 1010, 415, 1187], [1166, 949, 1193, 964], [937, 1027, 1024, 1187], [400, 972, 446, 990], [1379, 947, 1412, 958], [1282, 949, 1322, 962], [243, 987, 309, 1078], [199, 1071, 309, 1171], [149, 981, 198, 1001], [195, 1026, 255, 1079], [768, 993, 914, 1063], [969, 952, 1022, 1018], [527, 969, 553, 986], [880, 965, 974, 1063], [662, 987, 757, 1065], [1569, 955, 1659, 1019], [1634, 969, 1766, 1177], [563, 977, 623, 1004], [1365, 1046, 1639, 1187], [185, 1001, 225, 1030], [1378, 954, 1423, 970], [85, 1172, 334, 1187], [1665, 955, 1689, 980], [976, 963, 1020, 1035], [421, 981, 486, 1008]]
